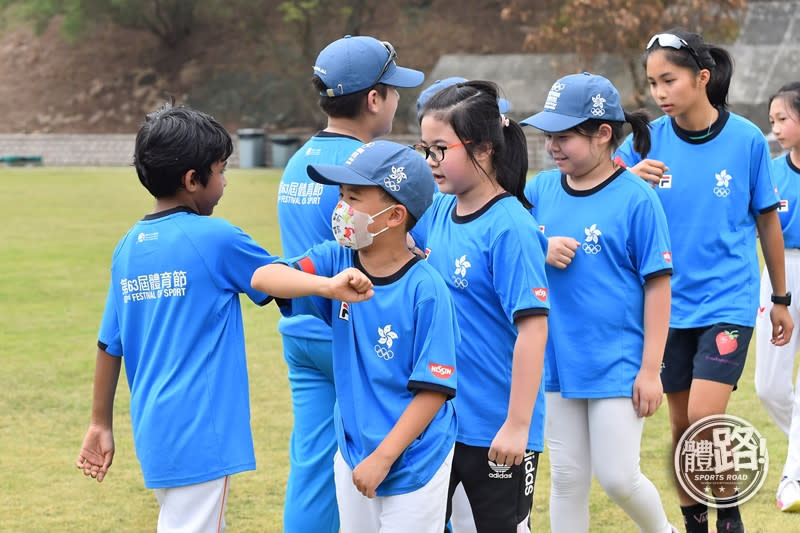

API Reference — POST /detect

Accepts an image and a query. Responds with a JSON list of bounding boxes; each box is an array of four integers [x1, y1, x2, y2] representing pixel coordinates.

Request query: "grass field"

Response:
[[1, 166, 797, 532]]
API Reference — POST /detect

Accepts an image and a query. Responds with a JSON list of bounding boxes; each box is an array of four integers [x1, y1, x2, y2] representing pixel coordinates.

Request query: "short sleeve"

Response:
[[278, 241, 344, 325], [629, 185, 673, 281], [97, 279, 123, 356], [407, 280, 460, 398], [749, 135, 780, 215]]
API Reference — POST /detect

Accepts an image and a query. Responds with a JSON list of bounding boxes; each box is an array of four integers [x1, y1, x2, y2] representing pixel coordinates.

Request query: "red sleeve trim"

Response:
[[297, 256, 316, 275]]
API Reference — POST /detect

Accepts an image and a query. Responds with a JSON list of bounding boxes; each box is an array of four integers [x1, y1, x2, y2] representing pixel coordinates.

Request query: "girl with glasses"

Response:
[[412, 80, 549, 532], [615, 29, 793, 533]]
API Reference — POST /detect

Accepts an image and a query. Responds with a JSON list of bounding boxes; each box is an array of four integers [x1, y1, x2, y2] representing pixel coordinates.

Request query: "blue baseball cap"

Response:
[[521, 72, 624, 132], [416, 77, 511, 117], [313, 36, 424, 97], [307, 140, 435, 221]]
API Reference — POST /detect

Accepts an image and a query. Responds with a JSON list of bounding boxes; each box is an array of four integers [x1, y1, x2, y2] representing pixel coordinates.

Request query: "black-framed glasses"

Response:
[[374, 41, 397, 86], [646, 33, 703, 69], [411, 141, 471, 163]]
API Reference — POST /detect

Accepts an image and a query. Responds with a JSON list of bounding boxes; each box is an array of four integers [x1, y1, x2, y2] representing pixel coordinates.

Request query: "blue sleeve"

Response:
[[204, 221, 279, 305], [749, 134, 780, 215], [614, 133, 642, 168], [629, 184, 673, 281], [97, 279, 122, 356], [408, 279, 460, 398], [524, 174, 540, 219], [279, 241, 342, 325], [491, 217, 550, 322]]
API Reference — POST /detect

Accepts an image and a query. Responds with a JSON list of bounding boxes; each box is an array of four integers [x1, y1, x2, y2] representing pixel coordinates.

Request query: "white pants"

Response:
[[756, 255, 800, 479], [334, 447, 453, 533], [154, 475, 230, 533], [449, 482, 477, 533], [546, 394, 671, 533]]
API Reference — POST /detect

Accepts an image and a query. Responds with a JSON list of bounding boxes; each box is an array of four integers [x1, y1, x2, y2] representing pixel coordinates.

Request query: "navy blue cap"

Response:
[[313, 36, 424, 97], [521, 72, 624, 132], [416, 77, 511, 117], [307, 141, 435, 220]]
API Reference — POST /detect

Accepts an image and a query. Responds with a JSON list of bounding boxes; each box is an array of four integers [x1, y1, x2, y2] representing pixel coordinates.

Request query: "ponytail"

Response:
[[422, 80, 530, 209], [706, 46, 733, 109], [574, 109, 651, 160]]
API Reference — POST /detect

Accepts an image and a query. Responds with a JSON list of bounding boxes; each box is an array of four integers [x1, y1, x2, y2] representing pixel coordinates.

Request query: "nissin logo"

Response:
[[429, 363, 454, 379], [533, 288, 548, 302]]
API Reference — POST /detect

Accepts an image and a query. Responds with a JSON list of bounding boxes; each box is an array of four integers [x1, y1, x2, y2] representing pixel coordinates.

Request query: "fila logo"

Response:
[[429, 363, 454, 379], [662, 251, 672, 263], [424, 247, 431, 259], [533, 287, 548, 302], [658, 175, 672, 188], [338, 301, 349, 321], [488, 460, 512, 479], [779, 199, 789, 212]]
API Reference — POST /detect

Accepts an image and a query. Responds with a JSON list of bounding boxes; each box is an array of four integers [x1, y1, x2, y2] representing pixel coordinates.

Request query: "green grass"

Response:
[[0, 167, 797, 531]]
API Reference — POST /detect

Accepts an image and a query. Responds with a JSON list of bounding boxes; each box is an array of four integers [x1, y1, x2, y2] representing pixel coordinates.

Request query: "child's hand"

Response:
[[546, 237, 580, 269], [632, 368, 663, 417], [629, 159, 668, 187], [326, 268, 374, 302], [76, 424, 115, 482], [352, 452, 392, 498], [488, 420, 528, 467], [770, 304, 794, 346]]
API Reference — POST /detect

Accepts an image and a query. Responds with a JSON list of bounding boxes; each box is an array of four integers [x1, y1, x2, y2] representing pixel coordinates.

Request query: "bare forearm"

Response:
[[641, 275, 671, 374], [506, 315, 547, 427], [758, 211, 787, 295], [373, 390, 447, 463], [251, 263, 329, 298], [91, 348, 121, 427]]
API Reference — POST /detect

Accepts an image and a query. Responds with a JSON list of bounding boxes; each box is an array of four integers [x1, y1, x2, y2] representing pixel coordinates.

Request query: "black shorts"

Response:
[[446, 442, 539, 533], [661, 323, 753, 393]]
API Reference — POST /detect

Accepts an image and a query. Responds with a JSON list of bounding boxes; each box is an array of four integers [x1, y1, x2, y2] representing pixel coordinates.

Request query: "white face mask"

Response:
[[331, 200, 395, 250]]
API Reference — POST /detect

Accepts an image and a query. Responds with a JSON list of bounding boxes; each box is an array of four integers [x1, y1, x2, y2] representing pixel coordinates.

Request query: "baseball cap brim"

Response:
[[521, 111, 585, 133], [379, 65, 424, 89], [307, 164, 375, 187]]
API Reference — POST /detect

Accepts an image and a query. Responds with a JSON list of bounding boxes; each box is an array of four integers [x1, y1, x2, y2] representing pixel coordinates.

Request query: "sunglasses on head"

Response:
[[646, 33, 703, 69], [373, 41, 397, 86]]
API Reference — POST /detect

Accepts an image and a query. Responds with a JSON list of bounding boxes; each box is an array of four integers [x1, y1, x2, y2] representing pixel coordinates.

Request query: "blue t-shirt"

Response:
[[615, 111, 778, 328], [276, 131, 364, 340], [281, 242, 460, 497], [98, 207, 277, 488], [411, 193, 549, 451], [526, 168, 673, 398], [772, 154, 800, 248]]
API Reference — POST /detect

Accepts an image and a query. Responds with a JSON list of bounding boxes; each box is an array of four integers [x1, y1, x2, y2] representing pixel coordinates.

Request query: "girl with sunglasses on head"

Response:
[[754, 81, 800, 514], [615, 29, 793, 533], [522, 72, 676, 533], [412, 80, 549, 533]]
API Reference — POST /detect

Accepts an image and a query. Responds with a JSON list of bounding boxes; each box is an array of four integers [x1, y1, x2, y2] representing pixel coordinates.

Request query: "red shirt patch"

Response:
[[533, 287, 548, 302], [662, 251, 672, 263], [429, 363, 454, 379]]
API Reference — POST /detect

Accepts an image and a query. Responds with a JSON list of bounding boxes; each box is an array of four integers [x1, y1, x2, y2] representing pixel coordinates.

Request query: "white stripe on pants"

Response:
[[756, 253, 800, 479], [546, 394, 671, 533], [154, 475, 230, 533], [334, 447, 453, 533]]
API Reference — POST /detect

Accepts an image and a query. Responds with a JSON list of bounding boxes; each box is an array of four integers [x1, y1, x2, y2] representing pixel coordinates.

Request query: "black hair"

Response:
[[133, 101, 233, 199], [572, 109, 652, 160], [769, 81, 800, 119], [420, 80, 531, 209], [644, 29, 734, 110], [312, 75, 389, 119]]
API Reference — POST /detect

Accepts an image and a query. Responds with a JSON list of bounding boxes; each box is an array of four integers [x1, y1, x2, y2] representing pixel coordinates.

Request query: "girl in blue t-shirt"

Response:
[[755, 81, 800, 513], [615, 30, 793, 533], [413, 80, 549, 533], [522, 72, 676, 533]]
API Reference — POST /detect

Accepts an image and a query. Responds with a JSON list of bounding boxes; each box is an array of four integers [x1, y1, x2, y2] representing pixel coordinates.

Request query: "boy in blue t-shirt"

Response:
[[275, 35, 423, 533], [76, 102, 278, 532], [252, 140, 459, 532]]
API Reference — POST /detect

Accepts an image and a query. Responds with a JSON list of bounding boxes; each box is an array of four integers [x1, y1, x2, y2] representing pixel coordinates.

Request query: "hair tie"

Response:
[[501, 115, 510, 128]]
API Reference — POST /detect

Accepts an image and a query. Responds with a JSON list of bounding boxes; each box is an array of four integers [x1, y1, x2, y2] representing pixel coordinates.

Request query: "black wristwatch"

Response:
[[771, 292, 792, 306]]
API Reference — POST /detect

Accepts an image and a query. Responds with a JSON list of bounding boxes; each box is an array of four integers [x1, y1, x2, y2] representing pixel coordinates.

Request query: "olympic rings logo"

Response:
[[374, 344, 394, 360], [590, 107, 606, 116], [582, 243, 602, 255], [713, 187, 730, 198], [452, 276, 469, 289], [384, 177, 401, 192]]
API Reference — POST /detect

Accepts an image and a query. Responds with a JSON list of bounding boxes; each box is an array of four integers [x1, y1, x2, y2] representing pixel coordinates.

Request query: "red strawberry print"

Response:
[[715, 330, 739, 356]]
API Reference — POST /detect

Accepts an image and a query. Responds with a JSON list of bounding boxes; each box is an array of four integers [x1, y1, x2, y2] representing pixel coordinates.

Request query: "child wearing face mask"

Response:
[[251, 140, 460, 533]]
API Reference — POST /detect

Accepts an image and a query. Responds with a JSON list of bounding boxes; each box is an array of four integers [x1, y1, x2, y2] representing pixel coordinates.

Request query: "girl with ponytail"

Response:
[[411, 80, 549, 532]]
